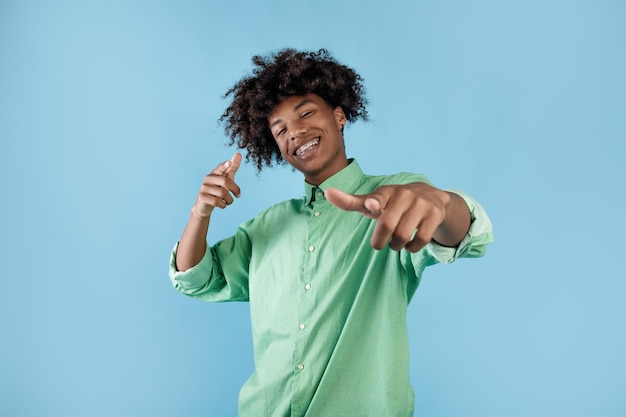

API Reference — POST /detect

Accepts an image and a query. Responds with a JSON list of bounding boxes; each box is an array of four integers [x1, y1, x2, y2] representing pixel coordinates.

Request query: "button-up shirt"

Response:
[[169, 160, 494, 417]]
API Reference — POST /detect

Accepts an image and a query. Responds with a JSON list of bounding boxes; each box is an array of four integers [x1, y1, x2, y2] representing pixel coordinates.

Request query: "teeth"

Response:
[[296, 139, 319, 156]]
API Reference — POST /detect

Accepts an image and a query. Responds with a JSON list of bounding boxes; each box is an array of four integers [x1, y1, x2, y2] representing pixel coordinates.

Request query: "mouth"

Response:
[[294, 138, 320, 158]]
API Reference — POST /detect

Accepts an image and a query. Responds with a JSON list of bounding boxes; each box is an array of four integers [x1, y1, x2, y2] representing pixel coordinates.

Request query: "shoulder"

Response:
[[244, 197, 306, 230], [359, 171, 433, 190], [259, 196, 305, 216]]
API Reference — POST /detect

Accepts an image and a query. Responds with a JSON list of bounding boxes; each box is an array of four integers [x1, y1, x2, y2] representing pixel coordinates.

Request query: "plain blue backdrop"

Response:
[[1, 0, 625, 416]]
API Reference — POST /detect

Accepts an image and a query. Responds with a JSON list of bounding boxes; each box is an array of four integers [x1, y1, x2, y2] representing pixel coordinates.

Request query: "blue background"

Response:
[[1, 0, 625, 416]]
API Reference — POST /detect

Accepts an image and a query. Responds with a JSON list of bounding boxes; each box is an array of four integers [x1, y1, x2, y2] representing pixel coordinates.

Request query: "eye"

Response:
[[276, 127, 286, 137], [301, 110, 314, 118]]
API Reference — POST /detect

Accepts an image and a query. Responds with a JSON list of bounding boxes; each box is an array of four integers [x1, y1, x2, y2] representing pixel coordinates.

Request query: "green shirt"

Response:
[[169, 160, 493, 417]]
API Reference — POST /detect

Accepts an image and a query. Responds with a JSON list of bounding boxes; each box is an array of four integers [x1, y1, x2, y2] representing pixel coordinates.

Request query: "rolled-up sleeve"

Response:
[[169, 222, 252, 302], [426, 189, 494, 264]]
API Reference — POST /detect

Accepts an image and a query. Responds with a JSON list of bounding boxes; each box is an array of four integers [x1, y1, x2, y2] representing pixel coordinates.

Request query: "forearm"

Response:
[[175, 153, 242, 271], [175, 207, 211, 272], [432, 191, 471, 247]]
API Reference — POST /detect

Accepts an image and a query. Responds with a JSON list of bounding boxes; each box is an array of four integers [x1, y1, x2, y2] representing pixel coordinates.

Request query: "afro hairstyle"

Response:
[[219, 48, 368, 172]]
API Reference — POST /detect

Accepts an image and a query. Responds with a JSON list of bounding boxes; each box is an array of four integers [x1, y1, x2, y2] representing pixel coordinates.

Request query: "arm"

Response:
[[176, 153, 242, 271], [325, 181, 471, 253], [432, 189, 471, 247]]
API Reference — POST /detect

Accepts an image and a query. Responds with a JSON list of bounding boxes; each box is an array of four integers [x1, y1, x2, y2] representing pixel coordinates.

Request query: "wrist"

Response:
[[442, 190, 454, 209], [190, 204, 212, 222]]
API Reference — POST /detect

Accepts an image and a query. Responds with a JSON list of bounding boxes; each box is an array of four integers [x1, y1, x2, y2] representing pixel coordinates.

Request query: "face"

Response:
[[268, 93, 347, 185]]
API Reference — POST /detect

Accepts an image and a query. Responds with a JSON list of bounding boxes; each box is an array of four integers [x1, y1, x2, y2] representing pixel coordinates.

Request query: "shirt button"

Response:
[[317, 191, 323, 198], [297, 364, 304, 371], [314, 211, 320, 217], [299, 323, 306, 330], [305, 284, 311, 290], [308, 245, 315, 252]]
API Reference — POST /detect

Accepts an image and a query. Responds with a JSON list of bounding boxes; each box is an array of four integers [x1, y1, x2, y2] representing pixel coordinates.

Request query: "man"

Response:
[[170, 49, 493, 416]]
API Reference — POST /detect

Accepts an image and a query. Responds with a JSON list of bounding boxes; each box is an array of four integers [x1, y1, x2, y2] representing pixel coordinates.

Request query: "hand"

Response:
[[192, 153, 242, 219], [325, 183, 452, 252]]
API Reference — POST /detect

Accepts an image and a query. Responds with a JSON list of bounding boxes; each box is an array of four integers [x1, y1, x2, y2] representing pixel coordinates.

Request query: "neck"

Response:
[[304, 158, 350, 186]]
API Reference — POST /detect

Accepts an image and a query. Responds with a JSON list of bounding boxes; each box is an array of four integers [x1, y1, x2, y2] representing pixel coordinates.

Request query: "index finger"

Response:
[[211, 153, 242, 176], [224, 152, 242, 180]]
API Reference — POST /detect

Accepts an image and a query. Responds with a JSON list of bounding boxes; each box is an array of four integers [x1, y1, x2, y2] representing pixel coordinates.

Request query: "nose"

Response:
[[289, 120, 307, 140]]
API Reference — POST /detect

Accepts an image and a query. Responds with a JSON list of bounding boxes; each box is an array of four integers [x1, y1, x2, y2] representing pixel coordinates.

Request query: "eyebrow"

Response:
[[269, 99, 315, 128]]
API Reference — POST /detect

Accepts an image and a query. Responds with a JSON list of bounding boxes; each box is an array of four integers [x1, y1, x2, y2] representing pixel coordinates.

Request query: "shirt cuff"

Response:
[[169, 242, 215, 291], [427, 189, 494, 264]]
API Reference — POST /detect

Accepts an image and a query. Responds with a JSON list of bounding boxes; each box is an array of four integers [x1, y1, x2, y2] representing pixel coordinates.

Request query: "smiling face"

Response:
[[268, 93, 348, 185]]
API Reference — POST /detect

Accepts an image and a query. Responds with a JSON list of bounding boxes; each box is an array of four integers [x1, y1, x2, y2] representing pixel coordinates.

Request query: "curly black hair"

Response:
[[219, 48, 368, 172]]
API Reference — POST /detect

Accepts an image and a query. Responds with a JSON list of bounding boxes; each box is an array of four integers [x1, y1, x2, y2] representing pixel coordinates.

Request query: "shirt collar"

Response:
[[304, 159, 364, 205]]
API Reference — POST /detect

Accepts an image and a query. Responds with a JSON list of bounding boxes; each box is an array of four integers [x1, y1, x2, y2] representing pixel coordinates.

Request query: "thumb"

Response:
[[363, 197, 382, 213], [325, 188, 382, 218], [224, 152, 242, 179]]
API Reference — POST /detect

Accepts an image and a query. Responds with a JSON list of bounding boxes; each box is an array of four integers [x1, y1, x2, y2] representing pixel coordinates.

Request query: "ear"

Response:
[[333, 106, 347, 129]]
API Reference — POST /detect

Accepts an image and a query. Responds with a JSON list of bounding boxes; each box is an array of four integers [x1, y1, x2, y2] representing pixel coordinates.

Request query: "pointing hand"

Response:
[[193, 153, 242, 219], [325, 183, 451, 253]]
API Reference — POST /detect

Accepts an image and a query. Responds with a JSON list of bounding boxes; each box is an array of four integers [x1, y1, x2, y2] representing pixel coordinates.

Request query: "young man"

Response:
[[170, 49, 493, 416]]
